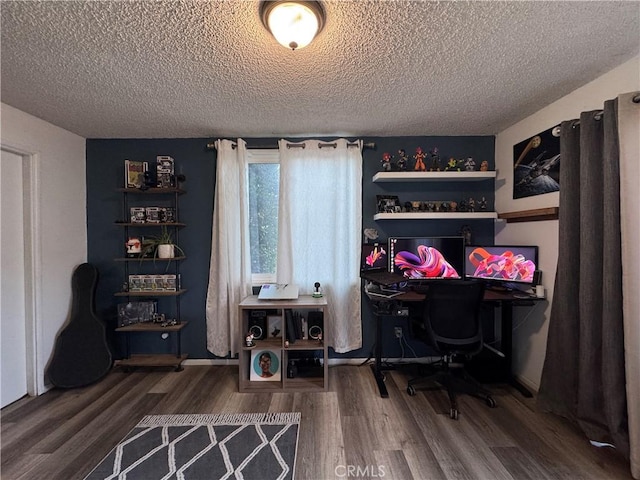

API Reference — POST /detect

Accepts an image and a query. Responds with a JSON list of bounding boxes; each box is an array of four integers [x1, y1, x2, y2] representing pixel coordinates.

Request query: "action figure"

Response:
[[464, 157, 476, 171], [413, 147, 427, 171], [429, 147, 441, 171], [480, 160, 489, 171], [397, 149, 408, 171], [445, 157, 460, 171], [245, 332, 255, 348], [468, 197, 475, 212], [381, 152, 393, 171], [478, 197, 487, 211]]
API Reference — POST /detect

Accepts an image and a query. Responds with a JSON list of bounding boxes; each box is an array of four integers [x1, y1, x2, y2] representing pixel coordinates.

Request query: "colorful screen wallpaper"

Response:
[[389, 237, 464, 279], [361, 243, 388, 271], [465, 246, 538, 283]]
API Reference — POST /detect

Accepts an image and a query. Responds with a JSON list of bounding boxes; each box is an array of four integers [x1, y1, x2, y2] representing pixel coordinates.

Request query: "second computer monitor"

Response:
[[465, 245, 538, 286]]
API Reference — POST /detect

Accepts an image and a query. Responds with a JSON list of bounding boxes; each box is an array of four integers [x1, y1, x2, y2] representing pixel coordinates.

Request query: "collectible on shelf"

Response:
[[458, 199, 467, 212], [404, 201, 412, 212], [130, 207, 146, 223], [426, 202, 436, 212], [440, 202, 450, 212], [381, 152, 393, 171], [413, 147, 427, 171], [397, 149, 408, 170], [468, 197, 476, 212], [445, 157, 460, 171], [480, 160, 489, 171], [429, 147, 441, 171], [411, 201, 421, 212], [478, 197, 487, 211], [156, 155, 175, 188], [464, 157, 476, 171], [450, 201, 458, 211], [126, 237, 142, 257]]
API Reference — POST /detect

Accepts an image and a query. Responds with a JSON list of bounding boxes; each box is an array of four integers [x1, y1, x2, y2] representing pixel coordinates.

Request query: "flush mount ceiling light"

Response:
[[260, 1, 325, 50]]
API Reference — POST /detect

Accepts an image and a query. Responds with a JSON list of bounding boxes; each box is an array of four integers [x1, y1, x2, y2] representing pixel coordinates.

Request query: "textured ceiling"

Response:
[[1, 1, 639, 139]]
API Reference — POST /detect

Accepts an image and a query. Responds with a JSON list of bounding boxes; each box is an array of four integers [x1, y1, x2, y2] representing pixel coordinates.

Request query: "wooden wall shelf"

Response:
[[498, 207, 559, 223]]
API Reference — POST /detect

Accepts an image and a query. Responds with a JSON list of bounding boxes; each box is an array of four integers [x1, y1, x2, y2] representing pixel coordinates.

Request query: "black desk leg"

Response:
[[501, 302, 533, 398], [371, 312, 389, 398]]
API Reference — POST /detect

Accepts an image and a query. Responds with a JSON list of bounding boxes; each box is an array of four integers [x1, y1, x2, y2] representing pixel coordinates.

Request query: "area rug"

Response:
[[84, 412, 301, 480]]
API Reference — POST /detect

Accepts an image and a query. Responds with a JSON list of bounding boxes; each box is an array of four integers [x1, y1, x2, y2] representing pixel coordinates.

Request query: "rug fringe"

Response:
[[137, 412, 301, 427]]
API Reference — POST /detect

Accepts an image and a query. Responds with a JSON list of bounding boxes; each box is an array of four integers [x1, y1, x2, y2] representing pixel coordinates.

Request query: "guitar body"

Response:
[[47, 263, 112, 388]]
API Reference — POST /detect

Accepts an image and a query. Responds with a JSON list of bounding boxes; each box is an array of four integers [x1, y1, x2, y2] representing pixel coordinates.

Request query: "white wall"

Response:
[[0, 102, 87, 394], [495, 56, 640, 391]]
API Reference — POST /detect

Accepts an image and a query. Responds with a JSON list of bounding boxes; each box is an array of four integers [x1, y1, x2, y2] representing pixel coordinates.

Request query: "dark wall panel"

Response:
[[86, 135, 494, 360]]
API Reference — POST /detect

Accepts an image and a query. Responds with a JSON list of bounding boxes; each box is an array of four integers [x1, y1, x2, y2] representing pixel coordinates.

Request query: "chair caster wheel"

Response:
[[450, 408, 459, 420], [407, 385, 416, 396], [486, 396, 496, 408]]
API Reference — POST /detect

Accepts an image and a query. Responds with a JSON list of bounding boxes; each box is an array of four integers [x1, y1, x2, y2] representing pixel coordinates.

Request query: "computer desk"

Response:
[[366, 288, 543, 398]]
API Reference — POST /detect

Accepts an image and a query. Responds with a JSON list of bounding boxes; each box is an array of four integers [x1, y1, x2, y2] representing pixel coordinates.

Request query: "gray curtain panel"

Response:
[[538, 99, 629, 458]]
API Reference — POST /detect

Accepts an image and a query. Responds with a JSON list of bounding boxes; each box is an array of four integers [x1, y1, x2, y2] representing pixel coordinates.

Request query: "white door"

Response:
[[1, 148, 28, 408]]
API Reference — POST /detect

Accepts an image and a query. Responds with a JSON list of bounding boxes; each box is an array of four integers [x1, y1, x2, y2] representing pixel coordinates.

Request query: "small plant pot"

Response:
[[157, 244, 175, 259]]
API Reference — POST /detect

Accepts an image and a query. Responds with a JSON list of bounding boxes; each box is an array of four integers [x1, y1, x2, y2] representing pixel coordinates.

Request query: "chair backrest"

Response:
[[421, 279, 486, 355]]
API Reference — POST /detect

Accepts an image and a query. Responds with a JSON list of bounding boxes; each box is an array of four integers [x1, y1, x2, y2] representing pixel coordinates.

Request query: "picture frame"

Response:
[[267, 315, 282, 338], [250, 348, 281, 382], [376, 195, 400, 213]]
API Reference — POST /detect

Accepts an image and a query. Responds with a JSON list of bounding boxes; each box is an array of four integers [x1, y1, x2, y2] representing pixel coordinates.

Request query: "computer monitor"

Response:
[[465, 245, 538, 286], [360, 243, 388, 272], [388, 236, 464, 280]]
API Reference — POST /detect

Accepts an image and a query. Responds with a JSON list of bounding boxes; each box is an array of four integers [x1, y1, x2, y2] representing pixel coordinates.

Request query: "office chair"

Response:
[[406, 279, 496, 420]]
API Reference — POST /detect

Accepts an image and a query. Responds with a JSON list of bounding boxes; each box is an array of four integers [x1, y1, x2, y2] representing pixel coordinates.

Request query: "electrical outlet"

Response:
[[394, 326, 402, 338]]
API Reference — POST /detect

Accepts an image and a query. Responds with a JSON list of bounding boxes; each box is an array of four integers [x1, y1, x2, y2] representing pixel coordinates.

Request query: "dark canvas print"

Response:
[[513, 126, 560, 199]]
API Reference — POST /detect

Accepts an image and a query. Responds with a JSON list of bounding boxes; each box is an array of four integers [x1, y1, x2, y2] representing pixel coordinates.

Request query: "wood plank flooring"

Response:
[[1, 364, 633, 480]]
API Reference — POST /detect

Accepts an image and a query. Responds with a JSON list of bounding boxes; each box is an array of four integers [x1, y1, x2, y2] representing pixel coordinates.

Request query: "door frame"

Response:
[[1, 142, 41, 397]]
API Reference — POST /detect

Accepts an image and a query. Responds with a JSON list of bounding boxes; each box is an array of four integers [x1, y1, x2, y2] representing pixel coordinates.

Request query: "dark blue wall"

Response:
[[86, 135, 494, 360]]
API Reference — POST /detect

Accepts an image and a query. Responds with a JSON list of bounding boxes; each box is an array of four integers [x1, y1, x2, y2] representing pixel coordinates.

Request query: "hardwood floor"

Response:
[[1, 364, 632, 480]]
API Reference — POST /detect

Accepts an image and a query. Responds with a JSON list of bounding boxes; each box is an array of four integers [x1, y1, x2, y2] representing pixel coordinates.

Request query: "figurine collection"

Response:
[[380, 146, 490, 172]]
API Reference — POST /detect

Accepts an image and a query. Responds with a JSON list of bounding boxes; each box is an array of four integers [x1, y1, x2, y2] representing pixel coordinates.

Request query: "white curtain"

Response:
[[277, 139, 363, 353], [619, 92, 640, 480], [205, 139, 252, 357]]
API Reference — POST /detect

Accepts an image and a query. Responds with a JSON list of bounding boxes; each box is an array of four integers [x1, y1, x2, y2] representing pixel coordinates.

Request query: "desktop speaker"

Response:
[[249, 310, 267, 340], [307, 311, 324, 340]]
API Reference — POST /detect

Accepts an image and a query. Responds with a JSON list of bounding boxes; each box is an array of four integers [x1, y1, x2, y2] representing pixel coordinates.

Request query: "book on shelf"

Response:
[[124, 160, 148, 188]]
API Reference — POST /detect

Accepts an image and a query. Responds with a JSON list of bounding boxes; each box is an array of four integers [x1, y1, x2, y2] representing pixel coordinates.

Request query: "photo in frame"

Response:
[[267, 315, 282, 339], [250, 348, 281, 382], [376, 195, 401, 213], [513, 125, 560, 199]]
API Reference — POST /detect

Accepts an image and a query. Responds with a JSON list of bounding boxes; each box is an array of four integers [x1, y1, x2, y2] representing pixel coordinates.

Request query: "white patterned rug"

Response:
[[84, 412, 301, 480]]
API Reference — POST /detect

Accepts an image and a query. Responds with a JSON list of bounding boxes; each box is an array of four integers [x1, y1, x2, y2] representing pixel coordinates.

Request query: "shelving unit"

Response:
[[114, 322, 188, 371], [238, 295, 328, 393], [372, 170, 496, 221], [114, 185, 188, 371]]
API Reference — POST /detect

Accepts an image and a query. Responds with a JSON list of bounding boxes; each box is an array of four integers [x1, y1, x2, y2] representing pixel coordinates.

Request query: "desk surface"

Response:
[[366, 288, 541, 303]]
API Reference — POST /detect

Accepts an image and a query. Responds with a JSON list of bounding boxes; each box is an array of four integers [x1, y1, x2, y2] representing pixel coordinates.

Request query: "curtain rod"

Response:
[[206, 141, 376, 151]]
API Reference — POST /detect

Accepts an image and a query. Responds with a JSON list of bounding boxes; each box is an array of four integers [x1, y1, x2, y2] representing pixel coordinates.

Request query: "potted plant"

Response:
[[141, 226, 184, 260]]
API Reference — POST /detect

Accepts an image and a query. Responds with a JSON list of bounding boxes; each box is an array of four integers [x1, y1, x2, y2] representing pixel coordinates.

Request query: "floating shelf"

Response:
[[372, 171, 496, 183], [374, 211, 498, 221], [497, 207, 559, 223]]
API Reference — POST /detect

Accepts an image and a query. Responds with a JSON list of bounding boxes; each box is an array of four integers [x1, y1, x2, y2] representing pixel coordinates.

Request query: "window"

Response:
[[247, 150, 279, 285]]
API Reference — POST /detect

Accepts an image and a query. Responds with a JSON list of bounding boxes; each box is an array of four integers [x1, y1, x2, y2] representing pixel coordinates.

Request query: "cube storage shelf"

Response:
[[238, 295, 329, 393]]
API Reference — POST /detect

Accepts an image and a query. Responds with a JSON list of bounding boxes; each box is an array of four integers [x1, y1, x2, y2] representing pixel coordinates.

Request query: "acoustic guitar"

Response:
[[47, 263, 112, 388]]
